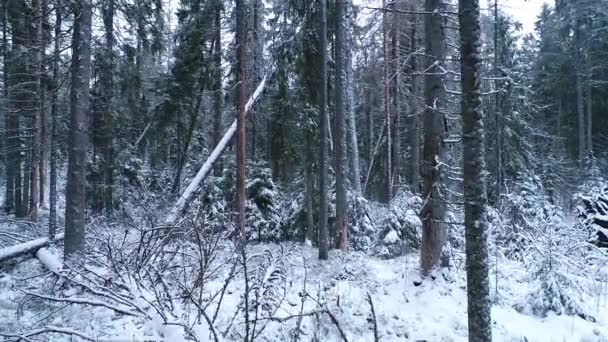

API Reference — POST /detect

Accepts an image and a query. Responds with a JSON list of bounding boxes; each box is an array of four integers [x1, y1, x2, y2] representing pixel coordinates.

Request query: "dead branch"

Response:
[[21, 290, 141, 317], [366, 293, 379, 342], [0, 325, 99, 341]]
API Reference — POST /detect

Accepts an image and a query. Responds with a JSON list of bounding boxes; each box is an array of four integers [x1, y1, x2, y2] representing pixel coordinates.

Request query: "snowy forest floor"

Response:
[[1, 217, 607, 341]]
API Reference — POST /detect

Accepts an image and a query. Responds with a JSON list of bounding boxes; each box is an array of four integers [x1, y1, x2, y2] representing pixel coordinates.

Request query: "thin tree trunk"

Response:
[[29, 0, 44, 222], [334, 0, 349, 251], [38, 0, 48, 209], [318, 0, 329, 260], [101, 0, 115, 212], [459, 0, 492, 339], [408, 13, 420, 193], [235, 0, 247, 241], [304, 131, 315, 243], [420, 0, 447, 276], [575, 20, 585, 165], [346, 3, 361, 194], [64, 0, 92, 259], [382, 0, 392, 203], [586, 81, 592, 157], [2, 0, 13, 213], [49, 0, 61, 238], [390, 1, 401, 198], [212, 0, 222, 177], [493, 0, 502, 204]]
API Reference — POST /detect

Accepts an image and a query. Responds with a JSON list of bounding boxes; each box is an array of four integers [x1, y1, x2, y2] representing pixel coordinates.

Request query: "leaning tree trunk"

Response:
[[318, 0, 329, 260], [64, 0, 93, 259], [459, 0, 492, 339], [420, 0, 447, 276]]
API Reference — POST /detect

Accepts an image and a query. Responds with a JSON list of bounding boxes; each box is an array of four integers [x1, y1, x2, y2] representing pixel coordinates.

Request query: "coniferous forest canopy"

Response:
[[1, 0, 608, 340]]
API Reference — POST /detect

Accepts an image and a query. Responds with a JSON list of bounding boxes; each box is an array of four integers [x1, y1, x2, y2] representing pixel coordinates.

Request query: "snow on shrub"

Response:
[[504, 175, 592, 318], [246, 163, 282, 241], [372, 190, 422, 259], [574, 182, 608, 248]]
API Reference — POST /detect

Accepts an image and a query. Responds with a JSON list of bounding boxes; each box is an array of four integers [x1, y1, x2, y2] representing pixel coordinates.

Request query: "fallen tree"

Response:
[[165, 72, 271, 225], [0, 233, 64, 263]]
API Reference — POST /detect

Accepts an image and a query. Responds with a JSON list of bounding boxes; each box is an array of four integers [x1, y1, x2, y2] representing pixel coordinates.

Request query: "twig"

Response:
[[0, 326, 99, 341], [21, 290, 140, 317], [366, 293, 379, 342]]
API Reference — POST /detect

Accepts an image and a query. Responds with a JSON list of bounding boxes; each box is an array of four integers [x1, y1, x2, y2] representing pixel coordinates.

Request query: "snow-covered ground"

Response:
[[1, 230, 606, 342]]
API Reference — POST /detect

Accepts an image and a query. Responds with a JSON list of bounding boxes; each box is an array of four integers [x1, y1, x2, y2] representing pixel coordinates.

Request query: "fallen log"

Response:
[[164, 72, 270, 225], [0, 233, 64, 263]]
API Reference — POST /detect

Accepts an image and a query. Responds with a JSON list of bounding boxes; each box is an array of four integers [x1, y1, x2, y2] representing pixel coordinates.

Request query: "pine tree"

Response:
[[335, 0, 349, 251], [235, 0, 247, 240], [64, 0, 93, 259], [318, 0, 329, 260], [459, 0, 492, 340], [420, 0, 448, 276]]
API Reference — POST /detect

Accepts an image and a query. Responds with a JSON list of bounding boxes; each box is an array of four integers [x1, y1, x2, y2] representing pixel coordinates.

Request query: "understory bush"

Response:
[[503, 175, 601, 318]]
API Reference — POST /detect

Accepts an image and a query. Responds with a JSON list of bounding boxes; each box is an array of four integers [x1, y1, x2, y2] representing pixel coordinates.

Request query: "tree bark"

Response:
[[459, 0, 492, 339], [318, 0, 329, 260], [346, 3, 361, 194], [586, 80, 592, 157], [212, 0, 223, 177], [64, 0, 92, 259], [382, 0, 392, 203], [575, 19, 585, 165], [334, 0, 349, 251], [49, 0, 61, 238], [408, 13, 420, 193], [235, 0, 247, 241], [390, 1, 401, 199], [493, 0, 502, 204], [101, 0, 115, 212], [29, 0, 44, 222], [420, 0, 447, 276], [2, 0, 13, 213]]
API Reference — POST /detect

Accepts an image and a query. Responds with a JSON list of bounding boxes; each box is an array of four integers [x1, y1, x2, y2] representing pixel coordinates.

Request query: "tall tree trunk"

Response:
[[49, 0, 61, 238], [382, 0, 392, 203], [318, 0, 329, 260], [38, 0, 48, 209], [334, 0, 349, 251], [64, 0, 92, 259], [304, 131, 315, 242], [408, 13, 420, 193], [212, 0, 223, 177], [2, 0, 13, 213], [575, 19, 585, 165], [390, 1, 400, 198], [493, 0, 502, 204], [346, 3, 361, 194], [101, 0, 115, 212], [235, 0, 247, 241], [459, 0, 492, 339], [420, 0, 447, 276], [29, 0, 44, 222], [586, 81, 592, 157]]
